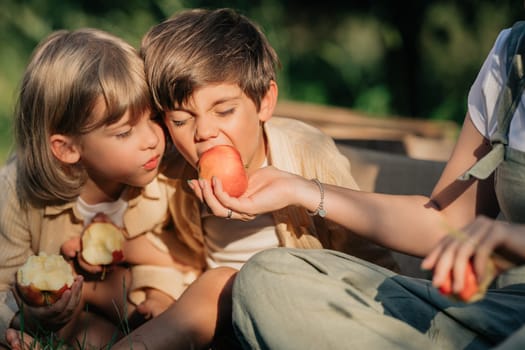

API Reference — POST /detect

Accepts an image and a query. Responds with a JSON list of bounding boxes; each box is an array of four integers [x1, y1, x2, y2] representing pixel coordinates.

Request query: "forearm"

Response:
[[293, 179, 449, 257]]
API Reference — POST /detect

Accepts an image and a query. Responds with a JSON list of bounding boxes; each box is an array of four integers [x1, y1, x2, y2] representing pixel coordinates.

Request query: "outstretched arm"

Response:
[[204, 114, 499, 257], [208, 166, 445, 256]]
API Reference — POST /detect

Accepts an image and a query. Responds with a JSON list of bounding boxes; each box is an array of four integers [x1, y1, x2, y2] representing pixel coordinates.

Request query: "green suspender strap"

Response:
[[459, 21, 525, 181]]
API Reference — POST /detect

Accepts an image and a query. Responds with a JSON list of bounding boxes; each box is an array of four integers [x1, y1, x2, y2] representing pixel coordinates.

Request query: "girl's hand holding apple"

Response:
[[13, 253, 83, 332]]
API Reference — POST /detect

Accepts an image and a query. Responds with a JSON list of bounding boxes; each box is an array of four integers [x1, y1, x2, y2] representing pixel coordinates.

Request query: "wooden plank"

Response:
[[274, 100, 459, 161], [274, 100, 458, 141]]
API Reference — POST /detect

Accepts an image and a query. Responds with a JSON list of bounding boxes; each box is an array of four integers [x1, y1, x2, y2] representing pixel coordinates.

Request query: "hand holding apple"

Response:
[[198, 145, 248, 197], [16, 253, 74, 307], [81, 220, 125, 266], [436, 260, 496, 302]]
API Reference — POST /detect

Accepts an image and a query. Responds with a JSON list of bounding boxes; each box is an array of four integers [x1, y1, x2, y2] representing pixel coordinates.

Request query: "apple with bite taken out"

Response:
[[16, 253, 74, 306], [198, 145, 248, 197], [81, 221, 125, 266]]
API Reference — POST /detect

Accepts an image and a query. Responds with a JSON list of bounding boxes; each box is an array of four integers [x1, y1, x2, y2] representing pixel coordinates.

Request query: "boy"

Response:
[[141, 8, 398, 276]]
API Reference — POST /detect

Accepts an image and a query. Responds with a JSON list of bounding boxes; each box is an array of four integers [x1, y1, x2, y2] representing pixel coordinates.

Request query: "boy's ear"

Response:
[[258, 80, 278, 122], [49, 134, 81, 164]]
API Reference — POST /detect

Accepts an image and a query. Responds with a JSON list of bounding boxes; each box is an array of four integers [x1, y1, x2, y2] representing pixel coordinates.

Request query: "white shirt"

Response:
[[76, 195, 128, 227], [468, 28, 525, 151], [202, 159, 279, 270]]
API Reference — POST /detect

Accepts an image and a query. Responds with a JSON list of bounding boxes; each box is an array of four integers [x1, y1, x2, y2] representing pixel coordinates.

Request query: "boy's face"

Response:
[[163, 83, 275, 175]]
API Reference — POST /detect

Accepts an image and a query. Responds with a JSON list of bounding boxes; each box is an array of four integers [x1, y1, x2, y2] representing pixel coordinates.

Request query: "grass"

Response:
[[16, 277, 134, 350]]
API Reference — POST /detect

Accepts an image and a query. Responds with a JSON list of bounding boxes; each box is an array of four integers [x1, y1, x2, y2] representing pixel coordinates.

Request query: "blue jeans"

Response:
[[232, 248, 525, 350]]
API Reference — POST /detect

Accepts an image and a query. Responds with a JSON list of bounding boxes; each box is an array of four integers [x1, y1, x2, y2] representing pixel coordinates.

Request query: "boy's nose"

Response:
[[194, 119, 219, 141]]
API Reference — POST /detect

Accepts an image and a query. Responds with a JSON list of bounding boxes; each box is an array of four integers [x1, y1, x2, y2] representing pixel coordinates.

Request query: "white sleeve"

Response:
[[467, 28, 511, 139], [0, 290, 17, 347]]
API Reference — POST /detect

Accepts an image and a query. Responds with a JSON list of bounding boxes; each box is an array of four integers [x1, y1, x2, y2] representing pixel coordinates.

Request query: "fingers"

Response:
[[39, 276, 82, 325], [61, 236, 104, 275], [11, 277, 82, 330], [187, 179, 203, 202], [211, 177, 241, 209], [422, 228, 476, 293], [6, 328, 35, 350], [432, 236, 459, 289], [192, 177, 257, 221], [60, 237, 81, 259], [460, 216, 500, 280], [5, 328, 20, 350], [76, 253, 104, 274], [471, 225, 503, 280], [136, 302, 153, 320], [420, 239, 445, 271], [65, 275, 83, 313]]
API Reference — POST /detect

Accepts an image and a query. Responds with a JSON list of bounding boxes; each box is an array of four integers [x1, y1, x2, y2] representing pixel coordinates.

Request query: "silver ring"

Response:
[[226, 208, 233, 220]]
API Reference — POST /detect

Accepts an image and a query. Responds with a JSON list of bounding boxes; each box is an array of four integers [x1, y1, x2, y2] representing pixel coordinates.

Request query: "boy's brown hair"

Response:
[[15, 28, 151, 207], [141, 8, 280, 112]]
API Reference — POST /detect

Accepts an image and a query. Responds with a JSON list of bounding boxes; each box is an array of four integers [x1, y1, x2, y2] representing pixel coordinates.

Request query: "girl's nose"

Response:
[[143, 119, 161, 149]]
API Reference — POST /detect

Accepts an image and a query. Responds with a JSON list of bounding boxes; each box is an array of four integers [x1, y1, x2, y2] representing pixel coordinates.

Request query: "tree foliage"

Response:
[[0, 0, 523, 163]]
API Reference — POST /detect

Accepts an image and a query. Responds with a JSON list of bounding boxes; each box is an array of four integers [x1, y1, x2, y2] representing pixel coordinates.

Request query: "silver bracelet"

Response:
[[307, 178, 326, 217]]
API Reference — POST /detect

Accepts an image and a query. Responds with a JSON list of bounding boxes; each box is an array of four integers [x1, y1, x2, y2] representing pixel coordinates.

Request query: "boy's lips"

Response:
[[143, 155, 160, 170]]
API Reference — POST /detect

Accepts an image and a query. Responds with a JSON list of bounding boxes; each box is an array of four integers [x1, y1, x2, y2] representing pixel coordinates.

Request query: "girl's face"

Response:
[[77, 102, 165, 199], [163, 82, 275, 176]]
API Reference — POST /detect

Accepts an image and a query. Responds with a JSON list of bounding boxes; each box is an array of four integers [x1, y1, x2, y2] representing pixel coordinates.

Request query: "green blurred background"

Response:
[[1, 0, 523, 164]]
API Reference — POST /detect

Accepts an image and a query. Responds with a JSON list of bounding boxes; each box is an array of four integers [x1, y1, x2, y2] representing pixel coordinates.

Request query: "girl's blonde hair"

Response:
[[15, 28, 151, 207]]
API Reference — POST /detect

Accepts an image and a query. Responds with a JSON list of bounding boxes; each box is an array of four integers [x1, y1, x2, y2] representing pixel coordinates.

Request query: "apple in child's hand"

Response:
[[16, 253, 74, 306], [81, 221, 125, 265], [437, 260, 495, 303], [198, 145, 248, 197]]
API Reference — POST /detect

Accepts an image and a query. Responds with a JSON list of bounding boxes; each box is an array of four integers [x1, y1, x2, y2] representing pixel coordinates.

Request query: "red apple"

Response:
[[437, 260, 495, 303], [16, 253, 74, 306], [81, 221, 125, 266], [198, 145, 248, 197]]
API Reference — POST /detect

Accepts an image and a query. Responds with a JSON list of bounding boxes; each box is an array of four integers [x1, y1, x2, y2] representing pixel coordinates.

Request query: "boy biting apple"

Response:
[[140, 8, 398, 273]]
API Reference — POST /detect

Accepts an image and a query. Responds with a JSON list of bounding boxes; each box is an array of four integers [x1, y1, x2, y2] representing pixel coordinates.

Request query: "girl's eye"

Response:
[[116, 129, 132, 138]]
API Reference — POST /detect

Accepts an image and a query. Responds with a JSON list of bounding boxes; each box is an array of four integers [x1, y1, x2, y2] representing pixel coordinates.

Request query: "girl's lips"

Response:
[[143, 155, 160, 170]]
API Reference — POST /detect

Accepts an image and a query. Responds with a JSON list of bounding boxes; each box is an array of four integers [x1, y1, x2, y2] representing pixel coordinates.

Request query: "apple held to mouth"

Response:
[[198, 145, 248, 197], [81, 221, 125, 266], [16, 253, 74, 306]]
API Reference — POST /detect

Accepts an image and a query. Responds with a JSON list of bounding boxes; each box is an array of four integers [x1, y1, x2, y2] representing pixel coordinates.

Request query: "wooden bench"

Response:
[[275, 100, 459, 162], [336, 144, 444, 279]]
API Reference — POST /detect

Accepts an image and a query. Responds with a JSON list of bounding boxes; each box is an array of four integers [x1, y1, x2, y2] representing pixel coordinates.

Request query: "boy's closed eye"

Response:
[[216, 108, 235, 117], [169, 118, 191, 128]]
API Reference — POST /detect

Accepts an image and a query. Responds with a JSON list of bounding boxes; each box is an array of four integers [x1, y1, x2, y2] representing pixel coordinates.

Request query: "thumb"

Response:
[[61, 237, 81, 258]]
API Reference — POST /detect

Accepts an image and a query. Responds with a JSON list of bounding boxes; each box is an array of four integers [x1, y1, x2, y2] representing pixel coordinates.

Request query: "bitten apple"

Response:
[[198, 145, 248, 197], [81, 221, 125, 265], [16, 253, 74, 306]]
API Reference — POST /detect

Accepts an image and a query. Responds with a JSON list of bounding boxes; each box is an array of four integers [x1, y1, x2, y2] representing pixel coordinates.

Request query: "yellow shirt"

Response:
[[0, 158, 183, 345]]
